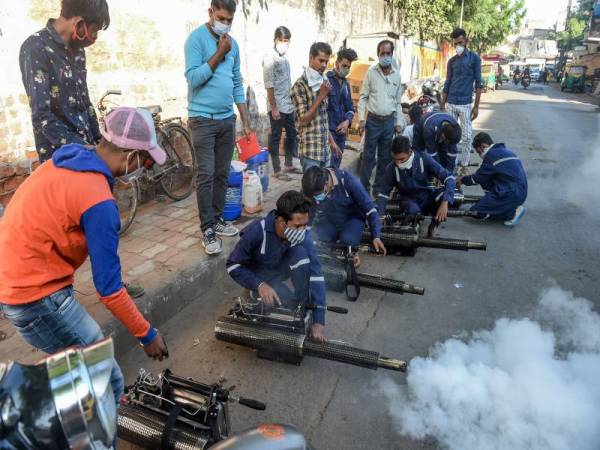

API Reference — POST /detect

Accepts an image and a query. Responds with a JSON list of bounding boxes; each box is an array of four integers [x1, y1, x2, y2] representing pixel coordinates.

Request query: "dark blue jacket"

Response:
[[376, 151, 456, 213], [19, 20, 102, 161], [313, 168, 381, 238], [462, 144, 528, 197], [326, 70, 354, 132], [413, 111, 459, 173], [226, 211, 326, 324], [443, 49, 483, 105]]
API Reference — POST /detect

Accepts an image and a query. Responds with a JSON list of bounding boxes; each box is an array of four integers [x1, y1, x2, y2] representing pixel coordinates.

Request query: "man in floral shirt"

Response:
[[19, 0, 110, 162]]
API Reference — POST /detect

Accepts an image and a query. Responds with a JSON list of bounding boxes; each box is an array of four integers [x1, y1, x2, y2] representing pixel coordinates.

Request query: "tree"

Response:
[[450, 0, 526, 54], [385, 0, 454, 41], [557, 0, 595, 54]]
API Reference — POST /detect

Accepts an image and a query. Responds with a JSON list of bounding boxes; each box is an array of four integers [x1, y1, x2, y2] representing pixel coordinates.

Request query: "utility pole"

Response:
[[460, 0, 465, 27], [558, 0, 573, 74]]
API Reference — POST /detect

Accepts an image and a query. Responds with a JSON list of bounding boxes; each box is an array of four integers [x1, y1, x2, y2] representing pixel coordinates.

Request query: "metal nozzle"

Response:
[[377, 357, 407, 372]]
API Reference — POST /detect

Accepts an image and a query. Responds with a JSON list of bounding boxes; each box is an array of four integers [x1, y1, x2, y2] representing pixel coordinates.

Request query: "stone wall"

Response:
[[0, 0, 391, 164]]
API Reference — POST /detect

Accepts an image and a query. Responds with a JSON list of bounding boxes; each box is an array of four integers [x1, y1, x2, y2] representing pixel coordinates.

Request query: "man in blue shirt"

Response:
[[19, 0, 110, 163], [327, 48, 358, 168], [440, 28, 483, 175], [185, 0, 252, 255], [457, 132, 527, 226], [226, 191, 327, 342]]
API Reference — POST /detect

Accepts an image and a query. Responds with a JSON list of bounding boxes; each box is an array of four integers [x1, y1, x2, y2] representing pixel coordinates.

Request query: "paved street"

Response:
[[118, 82, 600, 450]]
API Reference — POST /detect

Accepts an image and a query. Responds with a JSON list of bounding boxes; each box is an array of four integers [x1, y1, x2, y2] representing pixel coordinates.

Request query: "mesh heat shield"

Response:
[[356, 273, 425, 295], [118, 403, 209, 450], [215, 317, 305, 357], [303, 340, 381, 369]]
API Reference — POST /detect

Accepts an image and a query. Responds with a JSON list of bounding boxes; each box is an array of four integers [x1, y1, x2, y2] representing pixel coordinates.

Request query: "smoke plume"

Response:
[[381, 287, 600, 450]]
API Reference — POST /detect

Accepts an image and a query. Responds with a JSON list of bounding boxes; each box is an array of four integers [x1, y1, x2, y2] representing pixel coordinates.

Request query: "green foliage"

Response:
[[450, 0, 526, 53], [557, 0, 595, 52], [385, 0, 525, 52], [386, 0, 454, 41]]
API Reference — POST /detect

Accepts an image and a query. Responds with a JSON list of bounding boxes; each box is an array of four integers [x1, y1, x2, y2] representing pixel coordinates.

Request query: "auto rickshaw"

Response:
[[561, 65, 587, 92]]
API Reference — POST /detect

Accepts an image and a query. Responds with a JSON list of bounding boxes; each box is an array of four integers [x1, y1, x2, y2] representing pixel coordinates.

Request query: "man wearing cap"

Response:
[[0, 107, 170, 411]]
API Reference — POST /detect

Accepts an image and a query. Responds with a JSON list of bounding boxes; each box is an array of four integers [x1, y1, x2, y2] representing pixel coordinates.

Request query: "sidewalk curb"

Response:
[[106, 151, 362, 358]]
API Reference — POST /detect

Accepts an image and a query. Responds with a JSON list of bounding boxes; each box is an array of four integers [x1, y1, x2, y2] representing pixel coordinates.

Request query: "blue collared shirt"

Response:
[[326, 70, 354, 132], [19, 19, 102, 161], [443, 49, 483, 105]]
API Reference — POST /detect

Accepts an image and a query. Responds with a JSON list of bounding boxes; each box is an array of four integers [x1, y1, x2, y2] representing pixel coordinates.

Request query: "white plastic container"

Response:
[[242, 170, 263, 214]]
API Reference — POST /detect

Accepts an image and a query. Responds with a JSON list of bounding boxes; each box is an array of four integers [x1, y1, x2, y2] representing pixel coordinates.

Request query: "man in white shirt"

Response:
[[263, 26, 301, 180], [358, 40, 405, 196]]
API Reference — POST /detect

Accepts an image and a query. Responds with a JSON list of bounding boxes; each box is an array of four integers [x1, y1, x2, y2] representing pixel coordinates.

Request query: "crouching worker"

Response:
[[0, 107, 170, 411], [412, 110, 462, 174], [226, 190, 326, 342], [457, 132, 527, 226], [302, 166, 386, 255], [377, 135, 456, 235]]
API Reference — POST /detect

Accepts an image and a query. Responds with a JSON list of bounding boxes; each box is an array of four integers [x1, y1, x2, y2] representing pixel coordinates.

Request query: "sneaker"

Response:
[[504, 205, 526, 227], [202, 228, 222, 255], [214, 218, 239, 237], [274, 171, 292, 181], [124, 282, 145, 298]]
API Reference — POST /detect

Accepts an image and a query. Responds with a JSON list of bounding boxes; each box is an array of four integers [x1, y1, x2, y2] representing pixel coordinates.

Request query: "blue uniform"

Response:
[[377, 151, 456, 215], [326, 71, 355, 168], [413, 111, 459, 173], [313, 168, 381, 246], [462, 143, 527, 220], [226, 211, 326, 325]]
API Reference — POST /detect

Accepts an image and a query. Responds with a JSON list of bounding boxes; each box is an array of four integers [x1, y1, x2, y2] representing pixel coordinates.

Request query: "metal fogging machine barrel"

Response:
[[215, 317, 406, 372], [361, 227, 487, 253]]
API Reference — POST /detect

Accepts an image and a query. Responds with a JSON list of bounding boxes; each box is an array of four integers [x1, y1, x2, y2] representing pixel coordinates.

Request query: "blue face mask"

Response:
[[314, 192, 327, 203], [379, 56, 393, 68]]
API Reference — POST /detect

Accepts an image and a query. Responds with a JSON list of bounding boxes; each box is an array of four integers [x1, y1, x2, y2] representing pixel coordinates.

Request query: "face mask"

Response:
[[395, 152, 414, 170], [336, 67, 349, 78], [379, 56, 393, 68], [71, 20, 97, 48], [455, 45, 465, 56], [275, 42, 289, 55], [314, 192, 327, 203], [212, 20, 231, 37], [305, 67, 325, 91], [284, 225, 307, 246], [479, 145, 491, 159]]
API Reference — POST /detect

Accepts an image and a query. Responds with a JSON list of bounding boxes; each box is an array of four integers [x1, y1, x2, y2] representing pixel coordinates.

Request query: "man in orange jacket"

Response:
[[0, 107, 169, 408]]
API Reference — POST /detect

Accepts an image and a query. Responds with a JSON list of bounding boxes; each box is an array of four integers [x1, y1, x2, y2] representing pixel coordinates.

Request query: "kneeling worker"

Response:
[[226, 190, 326, 342], [377, 135, 456, 232], [0, 107, 169, 410], [457, 132, 527, 226], [302, 166, 386, 254]]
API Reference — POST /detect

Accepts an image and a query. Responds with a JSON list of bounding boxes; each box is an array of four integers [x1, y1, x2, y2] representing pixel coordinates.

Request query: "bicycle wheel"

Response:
[[113, 177, 138, 235], [157, 124, 196, 201]]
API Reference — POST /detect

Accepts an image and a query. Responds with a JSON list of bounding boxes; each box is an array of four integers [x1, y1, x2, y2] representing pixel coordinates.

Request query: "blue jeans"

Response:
[[360, 115, 395, 195], [315, 217, 365, 246], [330, 132, 346, 169], [0, 286, 124, 409], [300, 156, 330, 172]]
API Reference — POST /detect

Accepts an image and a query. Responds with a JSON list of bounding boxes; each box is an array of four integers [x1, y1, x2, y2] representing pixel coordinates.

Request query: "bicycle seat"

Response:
[[140, 105, 162, 114]]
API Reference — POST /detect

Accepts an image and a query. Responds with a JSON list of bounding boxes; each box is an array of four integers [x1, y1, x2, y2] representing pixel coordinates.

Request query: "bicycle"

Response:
[[97, 90, 197, 235]]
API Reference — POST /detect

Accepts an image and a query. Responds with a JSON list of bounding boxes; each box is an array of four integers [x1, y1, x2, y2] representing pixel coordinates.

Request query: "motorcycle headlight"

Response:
[[47, 338, 117, 449]]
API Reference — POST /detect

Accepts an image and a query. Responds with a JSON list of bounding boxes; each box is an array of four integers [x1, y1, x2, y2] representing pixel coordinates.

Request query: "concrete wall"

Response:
[[0, 0, 390, 162]]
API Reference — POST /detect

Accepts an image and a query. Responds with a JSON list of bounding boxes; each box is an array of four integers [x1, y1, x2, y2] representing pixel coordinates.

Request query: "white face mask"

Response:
[[275, 42, 289, 55], [395, 152, 415, 170], [212, 19, 231, 37], [284, 225, 307, 246], [336, 66, 349, 78], [305, 67, 325, 92], [456, 45, 465, 56], [479, 145, 491, 159]]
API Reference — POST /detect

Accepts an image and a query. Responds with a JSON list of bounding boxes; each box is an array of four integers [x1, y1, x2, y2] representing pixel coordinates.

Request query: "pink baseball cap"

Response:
[[101, 107, 167, 165]]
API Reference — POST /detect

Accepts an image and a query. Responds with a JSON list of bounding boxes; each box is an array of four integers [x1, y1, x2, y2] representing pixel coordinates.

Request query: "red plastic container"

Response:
[[236, 132, 261, 162]]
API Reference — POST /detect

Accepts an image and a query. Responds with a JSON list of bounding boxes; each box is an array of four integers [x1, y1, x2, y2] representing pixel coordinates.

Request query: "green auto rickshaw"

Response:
[[561, 65, 587, 92]]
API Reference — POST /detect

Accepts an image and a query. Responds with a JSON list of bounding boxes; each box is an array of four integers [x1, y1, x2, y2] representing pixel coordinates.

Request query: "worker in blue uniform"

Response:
[[302, 166, 387, 255], [377, 135, 456, 235], [226, 190, 327, 342], [412, 110, 462, 174], [457, 132, 527, 226]]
